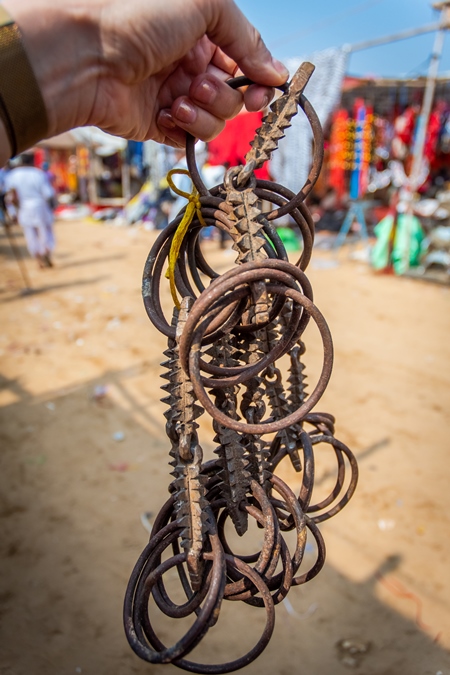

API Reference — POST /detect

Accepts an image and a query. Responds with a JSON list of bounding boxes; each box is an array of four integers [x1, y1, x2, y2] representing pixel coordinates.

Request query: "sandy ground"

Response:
[[0, 217, 450, 675]]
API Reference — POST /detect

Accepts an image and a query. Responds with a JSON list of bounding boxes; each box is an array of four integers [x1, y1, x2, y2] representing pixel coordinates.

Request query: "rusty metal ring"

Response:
[[148, 506, 213, 619], [268, 499, 327, 584], [170, 554, 276, 673], [292, 516, 326, 586], [152, 533, 212, 619], [234, 475, 306, 607], [188, 284, 333, 435], [305, 412, 336, 435], [192, 227, 288, 288], [254, 188, 313, 270], [142, 216, 239, 339], [142, 212, 291, 340], [183, 284, 300, 389], [219, 480, 279, 596], [197, 257, 313, 335], [224, 503, 291, 605], [197, 192, 291, 266], [183, 209, 289, 292], [179, 261, 314, 383], [306, 435, 359, 523], [187, 281, 330, 418], [125, 530, 225, 664], [193, 300, 304, 382], [260, 184, 315, 237], [296, 431, 316, 511], [269, 474, 307, 577]]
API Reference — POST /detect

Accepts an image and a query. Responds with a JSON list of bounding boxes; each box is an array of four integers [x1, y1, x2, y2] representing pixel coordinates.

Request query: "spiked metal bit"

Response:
[[225, 178, 269, 326], [287, 342, 308, 412], [207, 337, 250, 535], [236, 332, 271, 491], [172, 444, 209, 590], [161, 299, 208, 590], [242, 62, 315, 177]]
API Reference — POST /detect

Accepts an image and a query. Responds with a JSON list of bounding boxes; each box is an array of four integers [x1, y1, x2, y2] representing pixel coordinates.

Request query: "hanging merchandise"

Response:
[[328, 109, 353, 199], [360, 105, 374, 195], [391, 105, 417, 160], [375, 116, 392, 159], [424, 102, 450, 165], [326, 75, 450, 208], [371, 210, 425, 275], [349, 99, 374, 199]]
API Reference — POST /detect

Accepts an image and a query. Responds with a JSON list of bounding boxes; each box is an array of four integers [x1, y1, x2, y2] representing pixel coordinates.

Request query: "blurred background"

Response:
[[0, 1, 449, 674]]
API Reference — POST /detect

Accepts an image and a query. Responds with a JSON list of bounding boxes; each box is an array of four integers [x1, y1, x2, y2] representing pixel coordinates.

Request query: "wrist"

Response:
[[3, 0, 103, 138]]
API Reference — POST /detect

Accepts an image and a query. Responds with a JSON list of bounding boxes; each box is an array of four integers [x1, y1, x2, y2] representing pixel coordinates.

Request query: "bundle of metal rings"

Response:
[[124, 64, 358, 673]]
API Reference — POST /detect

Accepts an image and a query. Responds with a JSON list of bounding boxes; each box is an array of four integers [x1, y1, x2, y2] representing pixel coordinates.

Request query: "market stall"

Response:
[[37, 127, 128, 207]]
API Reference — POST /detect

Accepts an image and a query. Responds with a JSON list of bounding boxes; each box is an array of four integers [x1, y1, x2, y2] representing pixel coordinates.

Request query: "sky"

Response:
[[236, 0, 450, 78]]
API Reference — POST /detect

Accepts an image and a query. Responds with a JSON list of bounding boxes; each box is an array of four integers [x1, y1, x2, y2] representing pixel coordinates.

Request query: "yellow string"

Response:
[[165, 168, 207, 309]]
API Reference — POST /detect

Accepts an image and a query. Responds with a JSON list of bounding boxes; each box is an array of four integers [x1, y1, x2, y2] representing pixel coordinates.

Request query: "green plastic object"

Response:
[[276, 226, 301, 253], [371, 213, 424, 275]]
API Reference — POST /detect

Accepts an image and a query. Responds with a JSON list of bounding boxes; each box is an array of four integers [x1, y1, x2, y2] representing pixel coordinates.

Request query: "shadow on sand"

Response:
[[0, 366, 448, 675]]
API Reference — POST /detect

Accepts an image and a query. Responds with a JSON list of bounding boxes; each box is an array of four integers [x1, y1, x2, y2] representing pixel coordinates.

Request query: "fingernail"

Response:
[[174, 100, 196, 125], [261, 94, 270, 109], [193, 79, 218, 105], [272, 58, 289, 79], [158, 109, 176, 129]]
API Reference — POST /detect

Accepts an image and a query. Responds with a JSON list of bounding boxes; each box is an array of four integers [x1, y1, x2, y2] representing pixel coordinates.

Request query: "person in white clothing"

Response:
[[5, 153, 55, 268]]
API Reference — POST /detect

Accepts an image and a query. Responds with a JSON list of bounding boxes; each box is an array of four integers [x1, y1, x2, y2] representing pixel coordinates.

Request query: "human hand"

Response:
[[5, 0, 289, 148]]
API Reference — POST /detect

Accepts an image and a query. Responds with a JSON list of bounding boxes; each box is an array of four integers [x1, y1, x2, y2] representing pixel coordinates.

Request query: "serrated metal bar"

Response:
[[236, 62, 315, 187]]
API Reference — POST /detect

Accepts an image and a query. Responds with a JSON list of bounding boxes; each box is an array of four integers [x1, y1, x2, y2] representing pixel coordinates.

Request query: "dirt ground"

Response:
[[0, 217, 449, 675]]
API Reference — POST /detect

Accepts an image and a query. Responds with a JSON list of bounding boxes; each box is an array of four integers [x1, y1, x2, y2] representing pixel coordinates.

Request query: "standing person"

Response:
[[5, 153, 55, 268]]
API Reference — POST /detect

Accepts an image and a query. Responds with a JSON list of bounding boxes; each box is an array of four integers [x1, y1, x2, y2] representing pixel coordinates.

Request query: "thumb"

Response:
[[204, 0, 289, 86]]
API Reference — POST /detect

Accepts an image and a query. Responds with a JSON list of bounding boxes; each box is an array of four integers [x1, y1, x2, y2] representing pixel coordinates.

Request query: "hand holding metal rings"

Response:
[[129, 63, 358, 674]]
